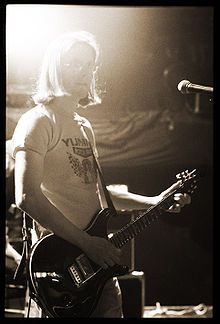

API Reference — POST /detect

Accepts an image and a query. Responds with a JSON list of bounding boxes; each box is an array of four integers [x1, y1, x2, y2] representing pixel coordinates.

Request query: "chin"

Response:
[[78, 87, 89, 99], [67, 87, 88, 99]]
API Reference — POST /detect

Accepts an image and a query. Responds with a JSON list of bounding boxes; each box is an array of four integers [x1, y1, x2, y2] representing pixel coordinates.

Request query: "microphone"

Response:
[[177, 80, 213, 95]]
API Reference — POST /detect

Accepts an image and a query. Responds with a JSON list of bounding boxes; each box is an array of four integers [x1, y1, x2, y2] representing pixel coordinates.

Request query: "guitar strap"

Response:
[[80, 122, 117, 215]]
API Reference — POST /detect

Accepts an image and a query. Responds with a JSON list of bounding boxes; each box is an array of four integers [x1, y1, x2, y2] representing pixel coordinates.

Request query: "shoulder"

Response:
[[17, 105, 54, 130], [11, 105, 55, 158], [12, 105, 55, 144], [19, 105, 51, 120]]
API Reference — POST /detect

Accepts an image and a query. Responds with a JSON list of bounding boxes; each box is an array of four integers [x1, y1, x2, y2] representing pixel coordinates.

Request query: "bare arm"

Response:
[[6, 139, 15, 178], [107, 184, 161, 210], [6, 237, 22, 265], [14, 150, 121, 269], [107, 183, 191, 213]]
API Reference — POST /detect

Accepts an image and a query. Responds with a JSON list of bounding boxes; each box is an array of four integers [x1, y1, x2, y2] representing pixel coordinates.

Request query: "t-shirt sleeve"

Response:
[[11, 110, 52, 158]]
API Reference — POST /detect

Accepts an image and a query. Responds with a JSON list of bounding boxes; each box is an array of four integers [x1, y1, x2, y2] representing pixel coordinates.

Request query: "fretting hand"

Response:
[[159, 181, 191, 213]]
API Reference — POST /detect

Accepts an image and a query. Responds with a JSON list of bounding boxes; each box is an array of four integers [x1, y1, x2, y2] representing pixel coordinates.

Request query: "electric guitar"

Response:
[[27, 169, 198, 318]]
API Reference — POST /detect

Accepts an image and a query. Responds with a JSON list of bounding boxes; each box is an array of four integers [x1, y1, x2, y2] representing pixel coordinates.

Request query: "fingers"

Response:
[[168, 203, 181, 213], [168, 193, 191, 213], [89, 237, 122, 270], [100, 248, 121, 269], [183, 193, 191, 205], [108, 247, 121, 265], [174, 193, 191, 207], [102, 262, 109, 270]]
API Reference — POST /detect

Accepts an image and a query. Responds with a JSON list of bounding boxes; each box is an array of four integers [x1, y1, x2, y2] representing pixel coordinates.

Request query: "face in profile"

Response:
[[60, 42, 97, 99]]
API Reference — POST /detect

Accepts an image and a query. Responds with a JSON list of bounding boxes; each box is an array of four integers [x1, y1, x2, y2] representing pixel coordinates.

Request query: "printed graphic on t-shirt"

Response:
[[62, 137, 97, 184]]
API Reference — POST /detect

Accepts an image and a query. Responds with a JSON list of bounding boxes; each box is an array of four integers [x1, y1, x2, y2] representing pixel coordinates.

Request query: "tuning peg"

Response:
[[183, 170, 189, 176], [176, 173, 181, 179]]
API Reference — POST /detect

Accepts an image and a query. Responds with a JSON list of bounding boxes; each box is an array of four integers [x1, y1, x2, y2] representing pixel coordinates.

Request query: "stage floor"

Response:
[[143, 304, 213, 318], [5, 304, 213, 318]]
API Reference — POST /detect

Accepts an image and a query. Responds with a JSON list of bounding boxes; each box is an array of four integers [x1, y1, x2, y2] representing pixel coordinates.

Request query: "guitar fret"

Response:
[[28, 168, 198, 318], [147, 213, 154, 223], [144, 217, 151, 226], [120, 230, 129, 243], [160, 196, 173, 210], [116, 231, 123, 243], [117, 231, 127, 247], [125, 226, 135, 241], [110, 234, 120, 248], [134, 222, 141, 234], [109, 169, 198, 249], [113, 208, 160, 247], [148, 214, 154, 223], [138, 218, 146, 230], [115, 234, 124, 248], [123, 228, 132, 240], [151, 211, 158, 221]]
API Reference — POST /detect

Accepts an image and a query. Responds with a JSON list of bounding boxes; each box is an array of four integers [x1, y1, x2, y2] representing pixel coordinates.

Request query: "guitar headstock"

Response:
[[175, 169, 198, 195]]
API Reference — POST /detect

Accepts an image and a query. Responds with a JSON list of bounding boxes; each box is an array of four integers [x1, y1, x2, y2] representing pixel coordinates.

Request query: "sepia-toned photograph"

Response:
[[5, 4, 213, 318]]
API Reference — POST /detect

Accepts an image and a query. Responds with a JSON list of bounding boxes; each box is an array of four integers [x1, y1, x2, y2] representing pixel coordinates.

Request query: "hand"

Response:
[[168, 192, 191, 213], [83, 236, 122, 269], [160, 181, 191, 213], [6, 241, 22, 269]]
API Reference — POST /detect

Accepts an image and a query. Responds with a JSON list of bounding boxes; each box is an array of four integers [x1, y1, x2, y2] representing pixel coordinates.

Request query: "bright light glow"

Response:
[[6, 4, 76, 84], [6, 5, 62, 59], [5, 5, 151, 85]]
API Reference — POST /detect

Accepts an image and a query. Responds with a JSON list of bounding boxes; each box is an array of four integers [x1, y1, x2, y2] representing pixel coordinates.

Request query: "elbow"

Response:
[[15, 192, 34, 212], [15, 193, 28, 211]]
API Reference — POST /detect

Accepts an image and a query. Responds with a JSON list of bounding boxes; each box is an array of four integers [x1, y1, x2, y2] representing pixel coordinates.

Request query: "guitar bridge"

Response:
[[68, 254, 95, 288]]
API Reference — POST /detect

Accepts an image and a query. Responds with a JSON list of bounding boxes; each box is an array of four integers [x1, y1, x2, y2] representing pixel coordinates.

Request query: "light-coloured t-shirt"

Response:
[[11, 104, 102, 230]]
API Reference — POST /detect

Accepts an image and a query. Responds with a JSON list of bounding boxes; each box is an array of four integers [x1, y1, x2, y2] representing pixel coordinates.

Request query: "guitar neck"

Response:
[[109, 189, 178, 249]]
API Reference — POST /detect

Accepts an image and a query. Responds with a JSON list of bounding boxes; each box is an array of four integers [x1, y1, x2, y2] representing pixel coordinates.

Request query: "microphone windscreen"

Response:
[[177, 80, 190, 93]]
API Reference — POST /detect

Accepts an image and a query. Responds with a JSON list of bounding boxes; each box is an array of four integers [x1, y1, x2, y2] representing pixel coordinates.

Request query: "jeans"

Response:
[[91, 277, 123, 318]]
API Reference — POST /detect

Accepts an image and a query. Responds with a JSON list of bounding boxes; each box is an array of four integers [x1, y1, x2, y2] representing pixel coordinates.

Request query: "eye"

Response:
[[62, 60, 97, 72]]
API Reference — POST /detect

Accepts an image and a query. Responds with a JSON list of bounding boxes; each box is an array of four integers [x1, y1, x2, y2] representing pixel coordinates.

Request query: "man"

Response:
[[11, 31, 191, 317]]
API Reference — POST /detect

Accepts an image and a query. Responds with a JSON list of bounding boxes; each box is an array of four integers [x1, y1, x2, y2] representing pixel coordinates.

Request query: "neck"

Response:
[[51, 95, 79, 115]]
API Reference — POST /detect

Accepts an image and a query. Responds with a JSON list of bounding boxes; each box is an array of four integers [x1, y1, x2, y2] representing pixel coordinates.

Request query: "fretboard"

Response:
[[108, 169, 197, 248], [109, 191, 175, 249]]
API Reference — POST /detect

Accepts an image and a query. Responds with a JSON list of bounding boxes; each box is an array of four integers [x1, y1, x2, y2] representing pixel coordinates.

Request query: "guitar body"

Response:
[[28, 169, 198, 318], [28, 208, 129, 318]]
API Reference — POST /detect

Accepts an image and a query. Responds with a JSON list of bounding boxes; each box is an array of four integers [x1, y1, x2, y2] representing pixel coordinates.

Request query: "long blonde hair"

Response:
[[33, 31, 101, 107]]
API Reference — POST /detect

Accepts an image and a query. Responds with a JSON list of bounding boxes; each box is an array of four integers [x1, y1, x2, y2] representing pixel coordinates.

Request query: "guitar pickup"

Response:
[[75, 254, 94, 279], [68, 264, 84, 287]]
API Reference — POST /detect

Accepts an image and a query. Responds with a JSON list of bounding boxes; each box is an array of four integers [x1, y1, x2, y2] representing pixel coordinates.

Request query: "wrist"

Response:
[[77, 230, 91, 250]]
